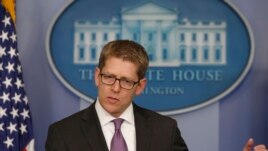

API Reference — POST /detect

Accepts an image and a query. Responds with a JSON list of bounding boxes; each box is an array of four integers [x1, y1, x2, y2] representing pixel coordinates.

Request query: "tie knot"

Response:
[[112, 118, 124, 130]]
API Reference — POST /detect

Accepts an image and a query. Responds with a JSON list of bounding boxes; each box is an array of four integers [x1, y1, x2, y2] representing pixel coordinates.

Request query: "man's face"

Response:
[[94, 57, 146, 117]]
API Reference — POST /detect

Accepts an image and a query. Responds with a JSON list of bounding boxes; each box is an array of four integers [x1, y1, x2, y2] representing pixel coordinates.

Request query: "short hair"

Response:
[[98, 40, 149, 79]]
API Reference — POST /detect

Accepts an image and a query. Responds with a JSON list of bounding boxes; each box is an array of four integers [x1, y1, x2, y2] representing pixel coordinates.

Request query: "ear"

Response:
[[135, 78, 147, 96], [94, 67, 100, 87]]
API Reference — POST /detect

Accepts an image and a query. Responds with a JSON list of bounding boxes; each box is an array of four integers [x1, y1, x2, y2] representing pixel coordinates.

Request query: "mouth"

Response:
[[107, 96, 119, 104]]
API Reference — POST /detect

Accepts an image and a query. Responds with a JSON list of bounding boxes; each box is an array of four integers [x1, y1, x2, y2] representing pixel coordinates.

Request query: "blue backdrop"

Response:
[[17, 0, 267, 150]]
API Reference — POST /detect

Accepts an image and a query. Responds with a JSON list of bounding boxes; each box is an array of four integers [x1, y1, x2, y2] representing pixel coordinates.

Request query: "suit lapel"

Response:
[[80, 103, 109, 151], [79, 103, 154, 151], [134, 104, 153, 151]]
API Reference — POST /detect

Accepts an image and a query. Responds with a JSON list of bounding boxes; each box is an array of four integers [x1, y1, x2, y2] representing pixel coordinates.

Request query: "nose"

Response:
[[111, 79, 121, 92]]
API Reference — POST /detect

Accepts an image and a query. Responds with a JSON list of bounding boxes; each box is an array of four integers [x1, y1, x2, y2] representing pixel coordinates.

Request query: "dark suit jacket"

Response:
[[45, 102, 188, 151]]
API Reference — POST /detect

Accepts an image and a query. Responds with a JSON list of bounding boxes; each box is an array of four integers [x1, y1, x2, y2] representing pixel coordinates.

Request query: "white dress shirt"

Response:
[[95, 99, 136, 151]]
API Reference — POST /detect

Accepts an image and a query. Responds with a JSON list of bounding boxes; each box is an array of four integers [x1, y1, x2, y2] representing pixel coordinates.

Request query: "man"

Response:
[[45, 40, 188, 151], [243, 138, 267, 151]]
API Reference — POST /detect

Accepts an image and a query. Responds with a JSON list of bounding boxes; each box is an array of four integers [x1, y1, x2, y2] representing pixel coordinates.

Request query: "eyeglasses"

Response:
[[100, 73, 139, 90]]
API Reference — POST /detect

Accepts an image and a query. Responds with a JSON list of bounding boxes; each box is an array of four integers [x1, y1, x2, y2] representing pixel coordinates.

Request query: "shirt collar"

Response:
[[95, 98, 135, 127]]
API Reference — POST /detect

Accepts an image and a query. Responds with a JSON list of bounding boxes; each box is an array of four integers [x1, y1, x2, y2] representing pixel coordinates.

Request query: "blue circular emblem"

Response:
[[46, 0, 254, 115]]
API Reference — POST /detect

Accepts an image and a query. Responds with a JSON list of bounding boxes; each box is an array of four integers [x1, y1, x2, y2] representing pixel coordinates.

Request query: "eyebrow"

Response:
[[101, 72, 137, 81]]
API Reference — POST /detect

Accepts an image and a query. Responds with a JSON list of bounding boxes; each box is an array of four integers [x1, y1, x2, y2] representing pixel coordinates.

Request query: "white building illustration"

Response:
[[73, 2, 227, 66]]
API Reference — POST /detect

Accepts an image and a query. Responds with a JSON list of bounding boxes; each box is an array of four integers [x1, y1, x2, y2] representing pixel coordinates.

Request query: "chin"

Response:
[[104, 105, 119, 114]]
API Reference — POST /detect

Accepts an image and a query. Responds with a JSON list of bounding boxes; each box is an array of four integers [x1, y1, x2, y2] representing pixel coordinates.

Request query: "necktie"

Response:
[[110, 118, 128, 151]]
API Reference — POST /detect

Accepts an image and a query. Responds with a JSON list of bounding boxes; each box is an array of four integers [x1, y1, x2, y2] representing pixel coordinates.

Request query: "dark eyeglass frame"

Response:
[[99, 73, 139, 90]]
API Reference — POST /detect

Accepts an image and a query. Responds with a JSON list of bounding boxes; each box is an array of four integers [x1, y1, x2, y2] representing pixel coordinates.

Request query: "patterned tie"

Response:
[[110, 118, 128, 151]]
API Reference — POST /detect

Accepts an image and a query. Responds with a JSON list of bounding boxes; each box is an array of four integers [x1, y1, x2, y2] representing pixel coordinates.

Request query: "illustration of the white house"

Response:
[[73, 2, 226, 66]]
